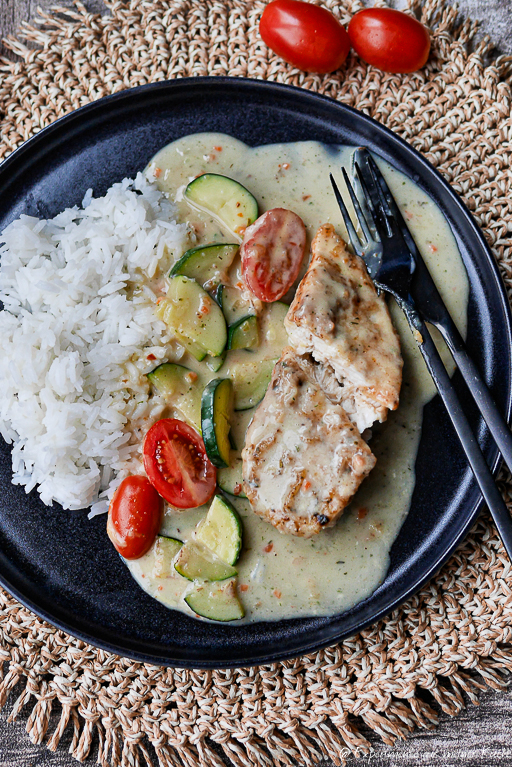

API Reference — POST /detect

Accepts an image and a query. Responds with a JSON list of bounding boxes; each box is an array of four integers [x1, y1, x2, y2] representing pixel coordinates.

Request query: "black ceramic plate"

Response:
[[0, 77, 510, 669]]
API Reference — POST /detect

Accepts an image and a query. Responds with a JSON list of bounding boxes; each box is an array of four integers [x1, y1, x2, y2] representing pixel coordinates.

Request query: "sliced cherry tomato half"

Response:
[[348, 8, 430, 74], [107, 475, 163, 560], [241, 208, 307, 302], [143, 418, 217, 508], [259, 0, 351, 74]]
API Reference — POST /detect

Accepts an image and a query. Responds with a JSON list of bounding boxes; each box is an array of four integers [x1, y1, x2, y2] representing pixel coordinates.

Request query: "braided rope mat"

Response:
[[1, 0, 512, 764]]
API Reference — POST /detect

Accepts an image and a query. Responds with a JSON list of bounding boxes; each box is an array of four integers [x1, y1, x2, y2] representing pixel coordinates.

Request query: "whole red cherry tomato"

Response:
[[107, 475, 163, 559], [241, 208, 307, 302], [348, 8, 430, 74], [143, 419, 217, 508], [259, 0, 351, 74]]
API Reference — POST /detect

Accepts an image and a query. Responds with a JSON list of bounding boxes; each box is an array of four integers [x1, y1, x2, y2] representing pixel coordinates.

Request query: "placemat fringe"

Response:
[[153, 743, 186, 767], [26, 692, 53, 744], [1, 1, 512, 765], [46, 703, 73, 752], [0, 655, 510, 766], [253, 727, 299, 766]]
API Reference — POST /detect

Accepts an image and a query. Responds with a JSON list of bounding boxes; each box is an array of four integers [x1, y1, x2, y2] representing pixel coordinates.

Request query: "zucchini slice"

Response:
[[184, 578, 245, 621], [227, 315, 259, 351], [156, 276, 227, 358], [201, 378, 233, 468], [218, 457, 247, 499], [196, 494, 243, 565], [229, 357, 278, 410], [184, 174, 258, 237], [170, 243, 239, 289], [178, 334, 207, 362], [147, 363, 202, 432], [174, 541, 237, 581], [216, 284, 256, 325], [204, 352, 226, 373], [153, 535, 183, 578]]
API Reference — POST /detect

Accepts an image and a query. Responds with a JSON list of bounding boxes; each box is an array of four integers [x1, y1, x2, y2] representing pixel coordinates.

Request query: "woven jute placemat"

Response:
[[1, 1, 512, 764]]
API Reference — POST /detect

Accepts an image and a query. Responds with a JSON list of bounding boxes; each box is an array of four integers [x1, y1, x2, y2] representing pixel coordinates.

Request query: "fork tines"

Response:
[[329, 172, 365, 257]]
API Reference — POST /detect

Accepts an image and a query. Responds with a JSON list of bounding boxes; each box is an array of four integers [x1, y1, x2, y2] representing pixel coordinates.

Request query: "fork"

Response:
[[353, 147, 512, 474], [330, 160, 512, 561]]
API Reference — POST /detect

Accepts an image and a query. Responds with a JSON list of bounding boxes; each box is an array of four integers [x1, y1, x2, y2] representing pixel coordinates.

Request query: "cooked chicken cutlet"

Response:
[[285, 224, 402, 431], [242, 348, 376, 538]]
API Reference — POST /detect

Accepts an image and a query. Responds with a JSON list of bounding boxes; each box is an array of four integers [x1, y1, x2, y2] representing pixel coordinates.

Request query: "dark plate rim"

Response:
[[0, 76, 511, 669]]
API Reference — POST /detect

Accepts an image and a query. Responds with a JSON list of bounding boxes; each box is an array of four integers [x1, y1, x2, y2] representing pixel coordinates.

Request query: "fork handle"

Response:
[[405, 308, 512, 560], [433, 320, 512, 474]]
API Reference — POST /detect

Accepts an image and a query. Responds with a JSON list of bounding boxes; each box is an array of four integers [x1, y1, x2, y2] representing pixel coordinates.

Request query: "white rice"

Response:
[[0, 173, 188, 511]]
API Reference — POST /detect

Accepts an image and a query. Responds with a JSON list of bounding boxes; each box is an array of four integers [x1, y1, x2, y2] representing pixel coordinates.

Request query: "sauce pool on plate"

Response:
[[124, 133, 469, 623]]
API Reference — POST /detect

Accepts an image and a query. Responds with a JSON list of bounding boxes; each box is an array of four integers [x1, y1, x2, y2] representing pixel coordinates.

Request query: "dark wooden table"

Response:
[[1, 1, 512, 765]]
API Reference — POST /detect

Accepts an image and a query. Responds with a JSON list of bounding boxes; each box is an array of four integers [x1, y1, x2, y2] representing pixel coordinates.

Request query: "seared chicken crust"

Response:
[[242, 348, 376, 538], [243, 224, 402, 538], [285, 224, 402, 430]]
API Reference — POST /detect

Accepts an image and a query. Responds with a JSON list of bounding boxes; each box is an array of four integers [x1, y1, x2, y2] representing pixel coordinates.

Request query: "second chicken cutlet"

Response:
[[242, 348, 376, 538]]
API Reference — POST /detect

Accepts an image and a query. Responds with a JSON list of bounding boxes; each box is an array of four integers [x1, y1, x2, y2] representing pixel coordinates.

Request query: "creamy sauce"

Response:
[[126, 133, 469, 623]]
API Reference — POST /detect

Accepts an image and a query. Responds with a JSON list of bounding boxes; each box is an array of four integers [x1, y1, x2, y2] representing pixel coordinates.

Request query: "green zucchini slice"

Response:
[[147, 363, 202, 432], [176, 334, 207, 362], [204, 352, 226, 373], [184, 578, 245, 621], [201, 378, 233, 468], [227, 315, 259, 351], [216, 284, 255, 325], [170, 243, 239, 289], [184, 174, 258, 237], [218, 457, 247, 499], [153, 535, 183, 578], [229, 357, 278, 410], [155, 275, 227, 358], [174, 541, 237, 581], [196, 494, 242, 565]]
